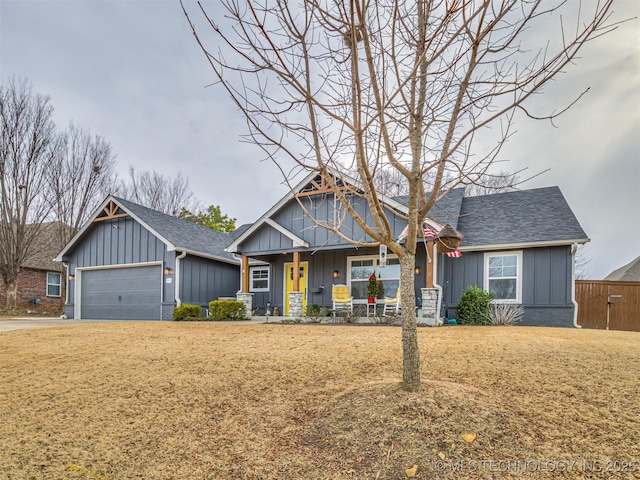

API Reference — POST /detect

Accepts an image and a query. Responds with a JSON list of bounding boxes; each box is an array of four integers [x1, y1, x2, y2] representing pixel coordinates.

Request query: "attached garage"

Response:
[[79, 264, 162, 320], [56, 195, 241, 321]]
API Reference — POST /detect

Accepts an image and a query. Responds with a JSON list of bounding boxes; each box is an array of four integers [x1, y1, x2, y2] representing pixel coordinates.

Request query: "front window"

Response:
[[47, 272, 61, 297], [249, 267, 270, 292], [348, 255, 400, 302], [484, 251, 522, 302]]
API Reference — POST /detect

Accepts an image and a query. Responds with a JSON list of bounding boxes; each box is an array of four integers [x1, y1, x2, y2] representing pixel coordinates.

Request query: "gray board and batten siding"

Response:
[[179, 255, 240, 307], [59, 196, 240, 321], [436, 246, 576, 327], [237, 183, 588, 326], [65, 215, 176, 320], [239, 193, 409, 257]]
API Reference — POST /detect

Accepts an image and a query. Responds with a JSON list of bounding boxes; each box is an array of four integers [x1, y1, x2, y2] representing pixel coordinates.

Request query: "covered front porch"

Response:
[[235, 241, 444, 325]]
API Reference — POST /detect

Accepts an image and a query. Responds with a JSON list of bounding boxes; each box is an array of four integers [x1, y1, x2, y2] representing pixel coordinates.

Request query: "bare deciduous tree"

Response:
[[51, 123, 118, 246], [0, 78, 59, 308], [183, 0, 615, 391], [118, 167, 199, 216], [464, 171, 521, 197]]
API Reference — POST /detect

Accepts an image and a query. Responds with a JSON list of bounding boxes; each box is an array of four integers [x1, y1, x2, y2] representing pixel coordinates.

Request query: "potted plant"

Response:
[[367, 273, 379, 304]]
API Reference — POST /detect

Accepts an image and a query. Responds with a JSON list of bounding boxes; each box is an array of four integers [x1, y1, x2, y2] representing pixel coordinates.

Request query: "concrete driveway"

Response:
[[0, 317, 267, 333], [0, 318, 131, 333]]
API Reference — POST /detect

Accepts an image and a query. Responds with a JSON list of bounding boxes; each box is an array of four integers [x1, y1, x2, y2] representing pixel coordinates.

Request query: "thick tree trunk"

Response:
[[400, 254, 420, 391], [5, 278, 18, 310]]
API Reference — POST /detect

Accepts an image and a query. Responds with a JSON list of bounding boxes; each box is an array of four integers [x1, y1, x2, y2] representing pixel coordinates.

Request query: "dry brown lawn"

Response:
[[1, 323, 638, 480]]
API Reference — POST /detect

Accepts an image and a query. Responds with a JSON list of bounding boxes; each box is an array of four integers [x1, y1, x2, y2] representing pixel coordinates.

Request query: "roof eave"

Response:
[[459, 238, 590, 252], [174, 248, 241, 266]]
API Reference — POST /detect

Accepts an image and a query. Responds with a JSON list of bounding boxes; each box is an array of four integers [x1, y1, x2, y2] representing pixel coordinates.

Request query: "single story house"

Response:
[[0, 222, 68, 309], [55, 195, 240, 320], [604, 256, 640, 281], [227, 170, 589, 327]]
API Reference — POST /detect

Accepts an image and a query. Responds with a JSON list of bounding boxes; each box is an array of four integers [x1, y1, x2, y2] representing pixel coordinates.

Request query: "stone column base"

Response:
[[236, 292, 254, 319], [420, 288, 441, 326], [288, 291, 303, 317]]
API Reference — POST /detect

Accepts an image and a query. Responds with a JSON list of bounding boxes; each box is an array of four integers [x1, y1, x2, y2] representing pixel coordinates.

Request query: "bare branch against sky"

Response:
[[0, 1, 637, 279]]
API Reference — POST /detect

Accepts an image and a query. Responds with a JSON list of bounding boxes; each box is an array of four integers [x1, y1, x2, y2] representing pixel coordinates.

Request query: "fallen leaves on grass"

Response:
[[0, 324, 638, 479]]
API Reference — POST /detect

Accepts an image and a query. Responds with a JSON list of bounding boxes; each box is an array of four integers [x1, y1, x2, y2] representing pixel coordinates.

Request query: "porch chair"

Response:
[[332, 284, 353, 317], [383, 296, 400, 316]]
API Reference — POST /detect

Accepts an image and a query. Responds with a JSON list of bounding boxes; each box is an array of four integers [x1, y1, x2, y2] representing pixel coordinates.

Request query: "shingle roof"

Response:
[[110, 196, 238, 263], [22, 222, 70, 272], [604, 256, 640, 281], [457, 186, 589, 247], [230, 223, 252, 241], [393, 188, 465, 228]]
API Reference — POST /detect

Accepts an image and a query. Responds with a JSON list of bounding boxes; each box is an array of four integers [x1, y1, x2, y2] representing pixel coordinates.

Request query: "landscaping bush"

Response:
[[208, 299, 247, 320], [455, 286, 493, 325], [490, 303, 524, 325], [172, 303, 202, 321]]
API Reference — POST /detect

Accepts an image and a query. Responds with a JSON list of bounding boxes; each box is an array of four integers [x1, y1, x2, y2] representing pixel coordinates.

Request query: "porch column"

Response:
[[292, 251, 300, 292], [241, 256, 249, 293], [426, 240, 434, 288]]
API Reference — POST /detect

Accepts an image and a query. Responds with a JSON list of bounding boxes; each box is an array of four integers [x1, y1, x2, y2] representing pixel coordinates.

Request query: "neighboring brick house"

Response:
[[0, 222, 69, 309]]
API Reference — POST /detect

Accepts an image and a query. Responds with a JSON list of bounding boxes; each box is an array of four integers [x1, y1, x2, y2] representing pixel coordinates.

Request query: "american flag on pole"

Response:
[[446, 250, 462, 258], [423, 223, 437, 240]]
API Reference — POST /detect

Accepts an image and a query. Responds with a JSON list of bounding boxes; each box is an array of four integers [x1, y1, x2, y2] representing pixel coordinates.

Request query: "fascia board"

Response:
[[458, 238, 590, 252], [54, 195, 116, 261], [172, 248, 241, 266], [54, 195, 177, 261], [264, 218, 309, 248], [227, 169, 341, 253]]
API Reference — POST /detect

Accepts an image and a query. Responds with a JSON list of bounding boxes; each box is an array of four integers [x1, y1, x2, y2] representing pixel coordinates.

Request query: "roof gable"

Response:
[[227, 168, 414, 253], [56, 196, 239, 264]]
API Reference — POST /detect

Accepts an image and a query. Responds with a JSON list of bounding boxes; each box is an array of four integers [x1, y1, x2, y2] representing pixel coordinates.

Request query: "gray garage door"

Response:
[[80, 265, 162, 320]]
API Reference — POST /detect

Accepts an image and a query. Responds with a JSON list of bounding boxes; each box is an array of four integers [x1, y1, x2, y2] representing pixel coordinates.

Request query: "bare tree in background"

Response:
[[575, 244, 592, 280], [465, 171, 521, 196], [51, 123, 118, 246], [0, 78, 59, 309], [184, 0, 615, 391], [119, 167, 199, 216]]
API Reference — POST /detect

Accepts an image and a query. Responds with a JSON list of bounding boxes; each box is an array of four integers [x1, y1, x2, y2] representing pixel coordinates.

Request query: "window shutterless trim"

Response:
[[483, 250, 523, 303]]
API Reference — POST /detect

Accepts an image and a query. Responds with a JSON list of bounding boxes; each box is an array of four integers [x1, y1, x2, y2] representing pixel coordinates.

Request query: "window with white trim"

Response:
[[47, 272, 62, 297], [484, 251, 522, 302], [347, 255, 400, 302], [249, 267, 270, 292]]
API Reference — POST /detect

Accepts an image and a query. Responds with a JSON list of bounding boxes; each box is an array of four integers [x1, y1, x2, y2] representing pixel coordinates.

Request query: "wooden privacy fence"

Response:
[[575, 280, 640, 332]]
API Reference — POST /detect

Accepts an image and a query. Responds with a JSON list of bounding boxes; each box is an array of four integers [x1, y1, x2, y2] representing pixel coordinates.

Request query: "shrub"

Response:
[[456, 286, 493, 325], [208, 299, 247, 320], [490, 303, 524, 325], [172, 303, 202, 321]]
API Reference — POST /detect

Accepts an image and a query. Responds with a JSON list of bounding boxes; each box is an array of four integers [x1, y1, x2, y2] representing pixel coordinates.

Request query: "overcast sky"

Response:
[[1, 0, 638, 279]]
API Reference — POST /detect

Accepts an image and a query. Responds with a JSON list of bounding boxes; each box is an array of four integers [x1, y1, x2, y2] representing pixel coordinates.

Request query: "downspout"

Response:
[[571, 243, 582, 328], [61, 262, 69, 319], [174, 250, 187, 307], [433, 250, 443, 323]]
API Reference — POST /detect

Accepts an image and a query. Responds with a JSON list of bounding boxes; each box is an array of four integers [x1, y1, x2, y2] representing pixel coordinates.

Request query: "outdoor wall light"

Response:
[[333, 270, 339, 278], [164, 267, 173, 275], [414, 266, 420, 275], [68, 274, 75, 281]]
